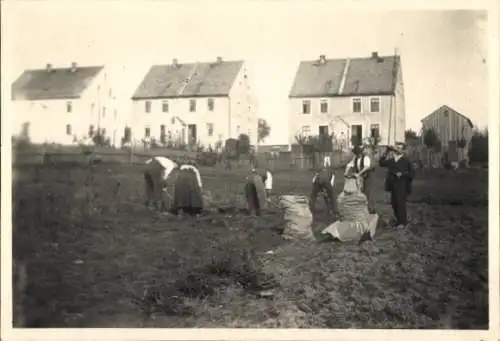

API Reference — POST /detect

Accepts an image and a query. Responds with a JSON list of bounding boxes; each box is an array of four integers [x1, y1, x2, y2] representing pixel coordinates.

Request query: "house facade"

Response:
[[420, 105, 474, 162], [11, 63, 121, 146], [131, 57, 257, 150], [288, 52, 405, 149]]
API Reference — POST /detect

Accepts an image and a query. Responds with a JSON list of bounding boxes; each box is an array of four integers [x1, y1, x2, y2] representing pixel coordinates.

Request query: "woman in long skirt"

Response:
[[171, 162, 204, 216], [144, 156, 178, 210], [244, 168, 273, 216]]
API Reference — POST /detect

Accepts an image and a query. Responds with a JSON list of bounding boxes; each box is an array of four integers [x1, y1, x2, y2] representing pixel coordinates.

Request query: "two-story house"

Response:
[[131, 57, 257, 149], [11, 63, 120, 146], [288, 52, 405, 149]]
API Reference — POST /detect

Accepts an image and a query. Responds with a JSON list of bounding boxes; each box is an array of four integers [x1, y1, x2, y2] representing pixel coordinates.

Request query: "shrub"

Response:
[[468, 129, 488, 164], [238, 134, 251, 155]]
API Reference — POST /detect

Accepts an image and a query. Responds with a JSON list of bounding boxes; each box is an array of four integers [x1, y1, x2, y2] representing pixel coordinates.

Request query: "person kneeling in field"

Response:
[[144, 156, 178, 210], [171, 161, 204, 216], [321, 167, 379, 243], [310, 164, 337, 217], [245, 168, 273, 216]]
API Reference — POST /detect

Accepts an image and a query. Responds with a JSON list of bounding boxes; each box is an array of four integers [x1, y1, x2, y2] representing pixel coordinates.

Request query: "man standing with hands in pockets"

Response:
[[379, 142, 415, 229]]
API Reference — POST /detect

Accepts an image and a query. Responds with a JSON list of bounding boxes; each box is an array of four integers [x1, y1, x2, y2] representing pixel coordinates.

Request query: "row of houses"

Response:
[[10, 51, 475, 155]]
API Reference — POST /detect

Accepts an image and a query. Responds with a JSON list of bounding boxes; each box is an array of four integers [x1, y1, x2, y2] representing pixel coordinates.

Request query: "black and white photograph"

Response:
[[2, 0, 497, 339]]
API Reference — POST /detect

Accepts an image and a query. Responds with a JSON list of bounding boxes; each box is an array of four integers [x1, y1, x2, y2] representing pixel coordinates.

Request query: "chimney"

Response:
[[172, 58, 179, 67], [216, 56, 223, 63], [46, 63, 52, 72], [371, 51, 379, 60], [71, 62, 77, 72], [319, 54, 326, 64]]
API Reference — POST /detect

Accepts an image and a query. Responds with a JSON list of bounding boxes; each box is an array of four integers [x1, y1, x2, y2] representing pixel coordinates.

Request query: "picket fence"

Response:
[[12, 144, 352, 171]]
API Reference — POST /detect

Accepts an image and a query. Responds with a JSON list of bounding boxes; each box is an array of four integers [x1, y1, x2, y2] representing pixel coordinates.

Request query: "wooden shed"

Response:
[[420, 105, 474, 163]]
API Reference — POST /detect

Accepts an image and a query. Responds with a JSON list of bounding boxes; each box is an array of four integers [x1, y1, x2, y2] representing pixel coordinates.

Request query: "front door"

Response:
[[188, 124, 197, 148], [351, 124, 362, 147], [319, 125, 329, 136]]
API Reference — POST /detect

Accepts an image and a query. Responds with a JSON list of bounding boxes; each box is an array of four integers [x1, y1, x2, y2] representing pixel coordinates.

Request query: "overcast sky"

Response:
[[3, 2, 488, 144]]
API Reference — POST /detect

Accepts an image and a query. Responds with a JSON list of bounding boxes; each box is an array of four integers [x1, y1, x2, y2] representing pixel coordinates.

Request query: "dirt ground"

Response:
[[12, 163, 488, 328]]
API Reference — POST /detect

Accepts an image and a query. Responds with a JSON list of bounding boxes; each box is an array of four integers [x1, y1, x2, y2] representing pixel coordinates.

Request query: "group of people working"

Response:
[[143, 139, 414, 229], [310, 140, 414, 229], [143, 156, 273, 216]]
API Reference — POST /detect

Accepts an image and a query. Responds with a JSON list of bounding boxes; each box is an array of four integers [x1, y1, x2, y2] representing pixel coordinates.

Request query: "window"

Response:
[[90, 103, 95, 116], [102, 107, 106, 118], [170, 117, 176, 124], [320, 99, 328, 113], [145, 101, 151, 113], [66, 101, 72, 113], [207, 98, 214, 111], [352, 98, 361, 113], [88, 124, 95, 136], [162, 100, 169, 113], [370, 97, 380, 113], [123, 127, 131, 142], [21, 122, 30, 137], [160, 125, 166, 143], [101, 128, 107, 136], [109, 89, 112, 98], [145, 127, 151, 138], [301, 125, 311, 136], [302, 100, 311, 114], [189, 99, 197, 112], [66, 124, 72, 135], [207, 123, 214, 137], [319, 125, 329, 136], [370, 124, 380, 139]]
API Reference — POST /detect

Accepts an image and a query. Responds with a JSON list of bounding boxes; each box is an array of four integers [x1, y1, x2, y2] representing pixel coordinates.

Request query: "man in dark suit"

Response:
[[379, 142, 415, 228]]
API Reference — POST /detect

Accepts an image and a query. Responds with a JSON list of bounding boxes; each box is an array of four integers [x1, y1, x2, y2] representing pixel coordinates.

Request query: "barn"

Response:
[[420, 105, 474, 164]]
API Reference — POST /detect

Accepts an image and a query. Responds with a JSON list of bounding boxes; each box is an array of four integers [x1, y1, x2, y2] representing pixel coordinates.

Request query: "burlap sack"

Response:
[[280, 195, 314, 241], [321, 177, 378, 243]]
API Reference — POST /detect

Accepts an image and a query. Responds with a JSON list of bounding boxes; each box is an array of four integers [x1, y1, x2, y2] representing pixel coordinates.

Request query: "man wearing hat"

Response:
[[379, 142, 415, 228], [345, 140, 376, 213], [310, 160, 337, 217]]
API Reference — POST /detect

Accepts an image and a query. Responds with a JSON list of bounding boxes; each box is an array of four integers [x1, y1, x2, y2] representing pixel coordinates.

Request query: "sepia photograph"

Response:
[[2, 0, 495, 337]]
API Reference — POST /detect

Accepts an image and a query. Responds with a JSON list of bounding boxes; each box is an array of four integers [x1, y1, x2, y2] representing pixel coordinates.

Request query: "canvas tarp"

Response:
[[280, 195, 314, 241]]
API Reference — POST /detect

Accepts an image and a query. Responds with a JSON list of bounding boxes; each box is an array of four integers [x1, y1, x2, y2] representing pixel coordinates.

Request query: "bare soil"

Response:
[[12, 163, 488, 328]]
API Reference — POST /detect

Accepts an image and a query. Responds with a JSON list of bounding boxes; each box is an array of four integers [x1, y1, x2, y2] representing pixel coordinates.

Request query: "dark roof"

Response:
[[132, 60, 244, 100], [11, 66, 104, 100], [421, 105, 474, 128], [289, 55, 400, 98]]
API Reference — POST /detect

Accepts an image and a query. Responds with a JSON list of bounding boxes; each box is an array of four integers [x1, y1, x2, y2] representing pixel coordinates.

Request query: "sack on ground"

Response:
[[280, 195, 314, 241], [322, 214, 378, 243], [321, 177, 378, 243]]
